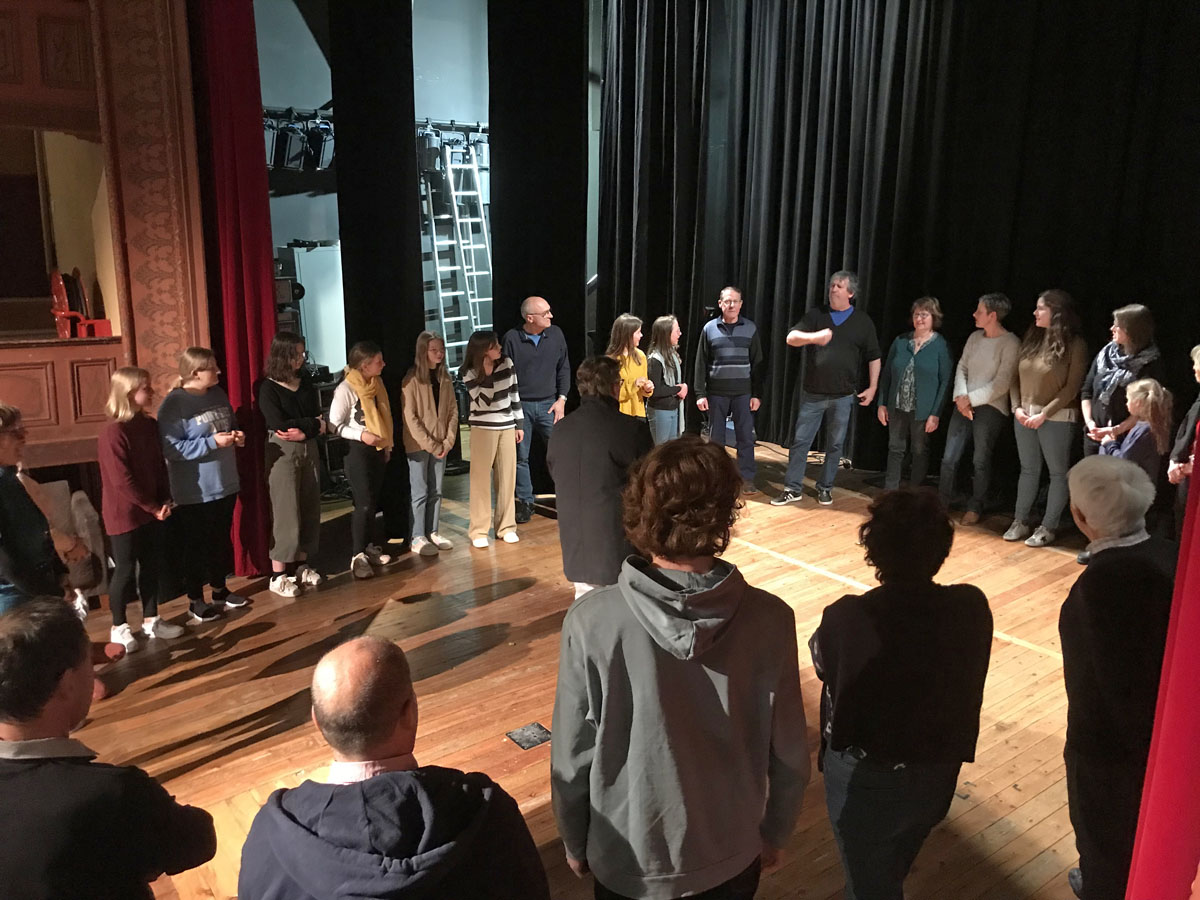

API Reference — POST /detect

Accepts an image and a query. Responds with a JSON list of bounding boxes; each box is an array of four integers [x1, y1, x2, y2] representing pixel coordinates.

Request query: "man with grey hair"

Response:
[[239, 637, 550, 899], [1059, 455, 1176, 900], [503, 295, 571, 523]]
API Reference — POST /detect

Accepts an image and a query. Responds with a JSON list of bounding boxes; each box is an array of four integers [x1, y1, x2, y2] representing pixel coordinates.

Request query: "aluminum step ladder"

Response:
[[442, 141, 493, 338], [419, 168, 472, 370]]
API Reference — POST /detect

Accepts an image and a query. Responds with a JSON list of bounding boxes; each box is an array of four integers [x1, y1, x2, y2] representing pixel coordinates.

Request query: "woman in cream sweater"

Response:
[[400, 332, 458, 558], [1005, 289, 1088, 547]]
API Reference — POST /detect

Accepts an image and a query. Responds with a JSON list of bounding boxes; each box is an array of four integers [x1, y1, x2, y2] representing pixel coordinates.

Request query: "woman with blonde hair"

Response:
[[98, 367, 185, 650], [401, 331, 457, 557], [157, 347, 247, 622], [329, 340, 396, 579], [460, 330, 523, 548], [1005, 290, 1088, 547], [606, 313, 654, 418], [258, 332, 326, 597], [645, 315, 688, 443]]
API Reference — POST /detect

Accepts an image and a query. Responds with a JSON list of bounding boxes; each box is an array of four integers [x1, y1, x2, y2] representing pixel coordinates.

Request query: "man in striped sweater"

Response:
[[695, 286, 765, 490]]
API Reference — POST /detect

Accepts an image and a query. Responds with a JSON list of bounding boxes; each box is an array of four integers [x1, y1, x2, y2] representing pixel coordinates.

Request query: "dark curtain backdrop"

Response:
[[190, 0, 278, 576], [329, 1, 424, 538], [601, 0, 1200, 465]]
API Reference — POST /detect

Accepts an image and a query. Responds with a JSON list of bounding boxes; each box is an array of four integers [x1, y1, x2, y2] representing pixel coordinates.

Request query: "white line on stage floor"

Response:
[[729, 536, 1064, 662]]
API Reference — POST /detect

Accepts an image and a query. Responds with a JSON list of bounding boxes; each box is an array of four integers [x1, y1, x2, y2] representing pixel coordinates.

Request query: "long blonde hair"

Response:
[[1126, 378, 1173, 454], [412, 331, 448, 385], [105, 367, 151, 422], [177, 347, 217, 388]]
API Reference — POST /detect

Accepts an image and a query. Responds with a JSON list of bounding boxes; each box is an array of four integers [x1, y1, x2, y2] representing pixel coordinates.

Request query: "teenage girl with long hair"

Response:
[[606, 313, 654, 418], [645, 315, 688, 443], [460, 330, 523, 548], [258, 332, 325, 597], [401, 331, 458, 557], [158, 347, 247, 622], [329, 340, 396, 579], [1005, 290, 1088, 548], [98, 368, 185, 650]]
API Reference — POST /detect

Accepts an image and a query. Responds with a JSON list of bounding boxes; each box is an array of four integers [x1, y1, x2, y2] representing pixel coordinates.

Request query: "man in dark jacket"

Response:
[[1060, 455, 1176, 900], [547, 356, 654, 598], [239, 636, 550, 900], [0, 597, 216, 899]]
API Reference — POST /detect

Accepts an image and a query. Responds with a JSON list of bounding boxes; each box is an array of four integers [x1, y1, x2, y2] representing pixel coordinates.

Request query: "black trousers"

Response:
[[344, 441, 387, 554], [594, 858, 761, 900], [1065, 747, 1146, 900], [108, 520, 163, 626], [172, 494, 237, 604]]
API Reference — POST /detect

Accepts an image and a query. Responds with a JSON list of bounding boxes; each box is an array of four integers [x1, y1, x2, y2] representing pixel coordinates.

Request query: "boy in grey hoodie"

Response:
[[551, 435, 810, 899]]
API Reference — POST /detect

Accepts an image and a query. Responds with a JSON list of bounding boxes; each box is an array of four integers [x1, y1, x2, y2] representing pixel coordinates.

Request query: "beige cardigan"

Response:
[[400, 368, 458, 455]]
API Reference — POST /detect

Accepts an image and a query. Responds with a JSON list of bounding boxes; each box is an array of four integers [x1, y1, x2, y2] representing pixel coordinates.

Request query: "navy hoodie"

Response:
[[238, 766, 550, 900]]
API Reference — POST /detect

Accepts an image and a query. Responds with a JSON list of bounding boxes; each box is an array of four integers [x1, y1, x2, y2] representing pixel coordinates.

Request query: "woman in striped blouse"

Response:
[[460, 331, 525, 548]]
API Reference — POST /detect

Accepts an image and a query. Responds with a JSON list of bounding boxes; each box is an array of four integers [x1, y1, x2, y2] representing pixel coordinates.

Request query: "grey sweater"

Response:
[[551, 557, 810, 899]]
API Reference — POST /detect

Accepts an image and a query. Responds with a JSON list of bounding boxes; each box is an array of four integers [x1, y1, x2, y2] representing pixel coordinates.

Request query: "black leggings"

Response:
[[108, 520, 164, 626], [344, 441, 387, 554], [172, 494, 237, 604]]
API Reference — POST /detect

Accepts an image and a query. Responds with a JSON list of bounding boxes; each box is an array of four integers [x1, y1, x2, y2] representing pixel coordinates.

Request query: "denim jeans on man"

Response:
[[707, 395, 755, 481], [937, 406, 1007, 512], [407, 450, 446, 539], [514, 398, 556, 505], [823, 747, 960, 900], [784, 393, 855, 492], [647, 407, 679, 445]]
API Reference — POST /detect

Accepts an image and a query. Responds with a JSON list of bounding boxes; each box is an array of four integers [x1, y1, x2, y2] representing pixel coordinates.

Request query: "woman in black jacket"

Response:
[[1081, 304, 1164, 455]]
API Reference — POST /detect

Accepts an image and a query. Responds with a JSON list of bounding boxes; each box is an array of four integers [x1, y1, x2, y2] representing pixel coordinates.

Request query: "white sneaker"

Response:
[[1024, 525, 1057, 548], [502, 531, 520, 544], [351, 552, 375, 579], [364, 543, 393, 566], [294, 564, 323, 587], [1002, 521, 1032, 542], [411, 536, 439, 557], [72, 590, 90, 622], [429, 532, 453, 550], [110, 623, 140, 653], [269, 574, 302, 598], [471, 537, 490, 549], [142, 617, 185, 640]]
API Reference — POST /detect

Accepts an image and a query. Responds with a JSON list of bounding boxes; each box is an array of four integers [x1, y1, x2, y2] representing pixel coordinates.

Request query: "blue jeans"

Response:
[[823, 747, 961, 900], [707, 394, 756, 481], [784, 393, 855, 492], [515, 398, 555, 504], [938, 406, 1007, 512], [1013, 418, 1077, 530], [407, 450, 447, 539], [647, 406, 680, 444]]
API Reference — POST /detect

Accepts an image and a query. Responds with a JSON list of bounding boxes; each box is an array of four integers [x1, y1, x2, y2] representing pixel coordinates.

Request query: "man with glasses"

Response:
[[503, 296, 571, 523]]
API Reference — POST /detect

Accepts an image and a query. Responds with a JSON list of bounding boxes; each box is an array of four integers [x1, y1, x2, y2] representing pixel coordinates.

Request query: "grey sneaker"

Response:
[[1024, 525, 1057, 548], [817, 488, 834, 506], [1003, 521, 1032, 542], [770, 489, 804, 507]]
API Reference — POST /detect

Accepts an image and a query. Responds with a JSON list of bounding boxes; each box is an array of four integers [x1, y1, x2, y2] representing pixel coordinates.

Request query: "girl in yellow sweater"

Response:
[[607, 313, 654, 418]]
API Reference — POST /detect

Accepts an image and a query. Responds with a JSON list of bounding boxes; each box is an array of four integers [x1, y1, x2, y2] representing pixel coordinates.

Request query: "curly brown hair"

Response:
[[623, 435, 743, 560], [858, 488, 954, 582]]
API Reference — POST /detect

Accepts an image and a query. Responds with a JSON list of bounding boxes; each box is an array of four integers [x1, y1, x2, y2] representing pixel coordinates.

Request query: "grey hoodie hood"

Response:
[[618, 556, 744, 660]]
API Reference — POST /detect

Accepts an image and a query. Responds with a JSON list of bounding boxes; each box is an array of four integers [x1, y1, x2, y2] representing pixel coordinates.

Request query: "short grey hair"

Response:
[[1068, 455, 1155, 539], [830, 270, 859, 298], [521, 296, 546, 318]]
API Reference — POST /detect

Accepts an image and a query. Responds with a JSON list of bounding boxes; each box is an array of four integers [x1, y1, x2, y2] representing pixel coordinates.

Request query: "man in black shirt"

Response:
[[0, 598, 215, 899], [772, 271, 881, 507]]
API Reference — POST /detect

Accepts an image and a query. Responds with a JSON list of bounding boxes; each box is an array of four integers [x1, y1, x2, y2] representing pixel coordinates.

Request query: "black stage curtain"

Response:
[[329, 1, 424, 537], [601, 0, 1200, 468]]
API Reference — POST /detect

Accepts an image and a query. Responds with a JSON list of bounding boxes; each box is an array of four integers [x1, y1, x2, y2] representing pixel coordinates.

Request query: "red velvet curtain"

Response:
[[191, 0, 275, 576], [1126, 421, 1200, 899]]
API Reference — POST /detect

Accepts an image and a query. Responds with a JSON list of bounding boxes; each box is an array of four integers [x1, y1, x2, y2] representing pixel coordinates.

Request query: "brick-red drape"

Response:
[[1127, 420, 1200, 899], [191, 0, 274, 575]]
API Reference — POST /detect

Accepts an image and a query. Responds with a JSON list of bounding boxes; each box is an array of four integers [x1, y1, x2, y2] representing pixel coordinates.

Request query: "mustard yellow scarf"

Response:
[[344, 367, 394, 450]]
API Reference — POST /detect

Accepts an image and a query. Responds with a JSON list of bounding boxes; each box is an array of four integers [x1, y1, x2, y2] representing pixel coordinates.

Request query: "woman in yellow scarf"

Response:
[[330, 340, 396, 579]]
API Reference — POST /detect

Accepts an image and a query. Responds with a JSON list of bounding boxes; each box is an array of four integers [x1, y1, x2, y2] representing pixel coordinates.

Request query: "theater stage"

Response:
[[80, 443, 1083, 900]]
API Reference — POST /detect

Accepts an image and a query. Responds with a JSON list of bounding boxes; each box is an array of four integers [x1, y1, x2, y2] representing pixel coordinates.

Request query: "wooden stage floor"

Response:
[[80, 443, 1086, 900]]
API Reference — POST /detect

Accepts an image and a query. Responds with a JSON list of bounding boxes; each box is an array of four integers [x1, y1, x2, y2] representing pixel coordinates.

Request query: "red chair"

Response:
[[50, 270, 112, 338]]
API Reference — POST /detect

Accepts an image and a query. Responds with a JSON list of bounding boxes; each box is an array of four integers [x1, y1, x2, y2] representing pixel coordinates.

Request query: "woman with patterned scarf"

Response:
[[1081, 304, 1164, 456], [330, 341, 397, 580]]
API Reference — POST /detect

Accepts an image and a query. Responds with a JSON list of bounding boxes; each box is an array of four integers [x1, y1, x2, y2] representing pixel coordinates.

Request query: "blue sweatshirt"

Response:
[[157, 386, 241, 506]]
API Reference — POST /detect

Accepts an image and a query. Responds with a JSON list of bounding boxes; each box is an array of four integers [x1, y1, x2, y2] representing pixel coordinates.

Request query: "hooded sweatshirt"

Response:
[[237, 766, 550, 900], [551, 557, 810, 899]]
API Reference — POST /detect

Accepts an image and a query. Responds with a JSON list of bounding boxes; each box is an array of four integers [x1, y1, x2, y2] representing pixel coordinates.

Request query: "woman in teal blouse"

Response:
[[877, 297, 954, 489]]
